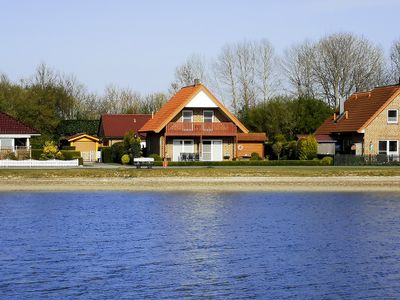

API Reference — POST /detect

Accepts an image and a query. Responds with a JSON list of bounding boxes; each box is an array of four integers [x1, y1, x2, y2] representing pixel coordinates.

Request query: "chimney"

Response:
[[333, 112, 337, 121], [345, 111, 349, 119], [151, 111, 154, 119], [194, 78, 200, 85]]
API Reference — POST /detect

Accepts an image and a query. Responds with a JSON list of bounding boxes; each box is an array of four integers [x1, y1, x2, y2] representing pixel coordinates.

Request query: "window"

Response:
[[182, 110, 193, 123], [379, 140, 398, 154], [203, 110, 214, 123], [389, 141, 398, 152], [387, 109, 398, 124], [0, 138, 13, 150], [378, 141, 387, 154]]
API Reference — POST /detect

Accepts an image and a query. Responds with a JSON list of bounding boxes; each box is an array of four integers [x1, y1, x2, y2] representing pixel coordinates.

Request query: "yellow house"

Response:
[[67, 133, 100, 162]]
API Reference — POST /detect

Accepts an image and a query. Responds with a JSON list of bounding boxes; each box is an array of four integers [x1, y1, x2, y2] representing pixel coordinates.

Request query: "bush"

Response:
[[121, 154, 130, 165], [60, 150, 81, 160], [297, 135, 318, 160], [31, 149, 43, 160], [111, 142, 125, 163], [62, 145, 76, 150], [101, 147, 112, 163], [5, 152, 17, 160], [40, 141, 59, 160], [149, 153, 162, 161], [321, 156, 333, 165], [250, 152, 261, 161]]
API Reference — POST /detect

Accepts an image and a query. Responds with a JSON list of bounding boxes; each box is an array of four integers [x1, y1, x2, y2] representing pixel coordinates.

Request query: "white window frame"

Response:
[[182, 110, 193, 123], [378, 140, 399, 155], [387, 109, 398, 124], [203, 110, 214, 123]]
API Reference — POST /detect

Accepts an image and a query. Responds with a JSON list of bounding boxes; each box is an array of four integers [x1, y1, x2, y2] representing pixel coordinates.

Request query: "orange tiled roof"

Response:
[[139, 83, 249, 133], [237, 132, 267, 142], [315, 85, 400, 135]]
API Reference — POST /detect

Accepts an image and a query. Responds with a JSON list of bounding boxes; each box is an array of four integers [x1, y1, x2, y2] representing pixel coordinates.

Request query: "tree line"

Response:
[[0, 32, 399, 141]]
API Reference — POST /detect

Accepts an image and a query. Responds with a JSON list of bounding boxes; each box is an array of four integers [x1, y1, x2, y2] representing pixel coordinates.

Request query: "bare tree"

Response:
[[214, 40, 277, 115], [169, 54, 209, 94], [311, 33, 385, 108], [389, 38, 400, 84], [282, 41, 317, 98]]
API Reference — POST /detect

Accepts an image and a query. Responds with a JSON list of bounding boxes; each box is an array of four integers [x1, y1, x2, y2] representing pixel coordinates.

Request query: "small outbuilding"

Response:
[[67, 133, 100, 162]]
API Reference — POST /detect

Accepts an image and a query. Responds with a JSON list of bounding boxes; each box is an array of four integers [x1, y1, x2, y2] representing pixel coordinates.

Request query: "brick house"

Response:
[[315, 84, 400, 156], [139, 81, 267, 161]]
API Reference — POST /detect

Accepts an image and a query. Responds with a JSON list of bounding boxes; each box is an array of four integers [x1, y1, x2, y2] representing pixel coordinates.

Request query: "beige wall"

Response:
[[363, 94, 400, 155], [237, 142, 264, 158]]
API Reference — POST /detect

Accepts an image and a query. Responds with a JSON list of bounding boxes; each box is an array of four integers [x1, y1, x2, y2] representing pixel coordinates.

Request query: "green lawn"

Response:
[[1, 166, 400, 178]]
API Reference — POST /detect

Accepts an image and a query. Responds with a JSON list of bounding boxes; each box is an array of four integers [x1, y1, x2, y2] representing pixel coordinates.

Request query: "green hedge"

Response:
[[31, 149, 81, 160], [152, 159, 331, 167], [60, 150, 81, 160], [101, 147, 112, 163]]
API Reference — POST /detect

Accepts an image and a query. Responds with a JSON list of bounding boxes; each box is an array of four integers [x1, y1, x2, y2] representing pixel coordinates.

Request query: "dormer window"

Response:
[[387, 109, 398, 124]]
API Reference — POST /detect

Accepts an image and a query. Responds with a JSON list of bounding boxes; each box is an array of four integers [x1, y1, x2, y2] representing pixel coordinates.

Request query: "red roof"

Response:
[[99, 114, 151, 138], [237, 132, 267, 142], [0, 112, 39, 135], [139, 83, 249, 133], [316, 85, 400, 134]]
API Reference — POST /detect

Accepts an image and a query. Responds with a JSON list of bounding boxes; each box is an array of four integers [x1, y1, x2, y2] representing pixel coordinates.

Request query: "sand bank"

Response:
[[1, 176, 400, 192]]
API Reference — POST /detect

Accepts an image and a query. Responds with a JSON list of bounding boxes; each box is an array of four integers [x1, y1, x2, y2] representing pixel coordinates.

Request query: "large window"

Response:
[[0, 138, 13, 150], [379, 140, 398, 155], [387, 110, 398, 124]]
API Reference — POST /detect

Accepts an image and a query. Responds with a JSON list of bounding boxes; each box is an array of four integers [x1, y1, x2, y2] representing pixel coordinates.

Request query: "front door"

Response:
[[173, 139, 194, 161], [202, 140, 223, 161]]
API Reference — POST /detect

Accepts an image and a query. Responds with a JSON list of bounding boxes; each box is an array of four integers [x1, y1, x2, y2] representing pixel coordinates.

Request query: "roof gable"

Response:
[[315, 85, 400, 135], [67, 133, 100, 142], [0, 112, 39, 135], [99, 114, 151, 138], [185, 90, 218, 108], [139, 84, 248, 133]]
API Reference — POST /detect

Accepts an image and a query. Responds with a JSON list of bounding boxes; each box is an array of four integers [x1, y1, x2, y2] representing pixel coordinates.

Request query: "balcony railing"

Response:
[[166, 122, 237, 136]]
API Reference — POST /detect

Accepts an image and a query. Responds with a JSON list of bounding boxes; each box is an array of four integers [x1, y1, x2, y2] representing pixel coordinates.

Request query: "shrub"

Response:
[[321, 156, 333, 165], [121, 154, 131, 165], [40, 141, 59, 160], [5, 152, 17, 160], [111, 142, 125, 163], [101, 147, 112, 163], [297, 135, 318, 160], [62, 145, 76, 150], [250, 152, 261, 161], [272, 142, 283, 160], [284, 141, 298, 160], [123, 130, 142, 159], [31, 149, 43, 160], [60, 150, 81, 160], [55, 151, 64, 160], [149, 153, 162, 161]]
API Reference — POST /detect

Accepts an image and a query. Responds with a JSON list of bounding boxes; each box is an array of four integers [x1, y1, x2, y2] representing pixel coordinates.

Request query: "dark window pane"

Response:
[[379, 141, 387, 154], [389, 141, 397, 152]]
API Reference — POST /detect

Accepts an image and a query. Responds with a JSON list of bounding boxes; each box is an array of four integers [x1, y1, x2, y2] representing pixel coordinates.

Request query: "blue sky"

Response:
[[1, 0, 399, 94]]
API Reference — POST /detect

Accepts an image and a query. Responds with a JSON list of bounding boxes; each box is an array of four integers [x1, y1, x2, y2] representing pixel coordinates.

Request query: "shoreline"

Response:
[[1, 176, 400, 192]]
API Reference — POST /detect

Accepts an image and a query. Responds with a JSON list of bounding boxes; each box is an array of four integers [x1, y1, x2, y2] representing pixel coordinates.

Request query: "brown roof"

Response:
[[0, 112, 39, 135], [99, 114, 151, 138], [139, 83, 249, 133], [237, 132, 267, 142], [316, 85, 400, 135]]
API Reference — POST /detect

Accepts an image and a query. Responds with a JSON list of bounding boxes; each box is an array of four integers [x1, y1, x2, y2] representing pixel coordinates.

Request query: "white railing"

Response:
[[0, 159, 79, 168]]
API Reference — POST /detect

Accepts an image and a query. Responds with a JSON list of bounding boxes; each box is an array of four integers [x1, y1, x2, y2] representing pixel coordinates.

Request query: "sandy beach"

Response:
[[1, 176, 400, 192]]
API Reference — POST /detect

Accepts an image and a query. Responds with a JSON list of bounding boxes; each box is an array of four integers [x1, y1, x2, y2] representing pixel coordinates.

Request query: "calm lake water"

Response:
[[1, 192, 400, 299]]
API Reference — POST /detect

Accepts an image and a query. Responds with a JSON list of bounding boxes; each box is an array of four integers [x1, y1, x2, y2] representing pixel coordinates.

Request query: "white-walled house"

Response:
[[0, 112, 40, 158]]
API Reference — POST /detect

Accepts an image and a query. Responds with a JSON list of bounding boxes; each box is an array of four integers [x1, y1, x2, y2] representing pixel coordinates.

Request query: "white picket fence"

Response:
[[0, 159, 79, 167]]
